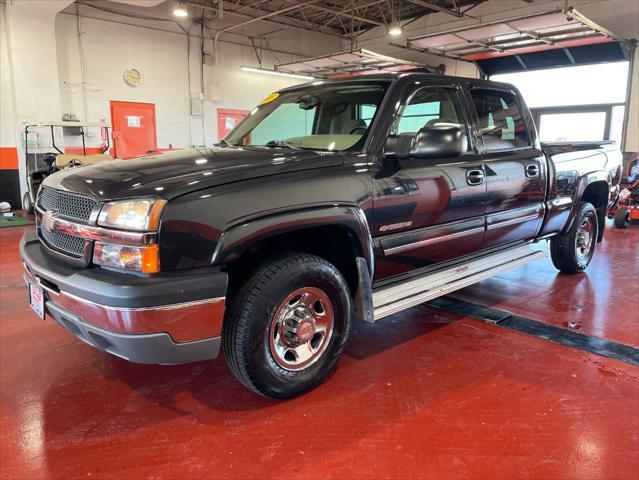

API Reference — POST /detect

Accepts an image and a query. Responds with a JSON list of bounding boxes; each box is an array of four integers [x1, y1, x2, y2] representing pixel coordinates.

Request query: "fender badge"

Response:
[[379, 221, 412, 232]]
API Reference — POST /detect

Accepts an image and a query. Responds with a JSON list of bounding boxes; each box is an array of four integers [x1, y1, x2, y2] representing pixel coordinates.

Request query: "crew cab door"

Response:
[[466, 86, 546, 249], [371, 81, 486, 281]]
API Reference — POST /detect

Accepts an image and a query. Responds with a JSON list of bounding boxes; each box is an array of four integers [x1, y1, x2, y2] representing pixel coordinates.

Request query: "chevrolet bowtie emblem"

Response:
[[41, 210, 58, 233]]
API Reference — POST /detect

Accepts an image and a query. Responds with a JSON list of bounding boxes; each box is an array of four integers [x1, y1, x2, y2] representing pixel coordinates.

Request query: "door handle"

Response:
[[526, 164, 539, 177], [466, 169, 484, 186]]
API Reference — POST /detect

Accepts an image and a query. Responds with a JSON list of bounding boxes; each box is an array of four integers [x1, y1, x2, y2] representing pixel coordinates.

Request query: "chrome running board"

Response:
[[372, 245, 548, 321]]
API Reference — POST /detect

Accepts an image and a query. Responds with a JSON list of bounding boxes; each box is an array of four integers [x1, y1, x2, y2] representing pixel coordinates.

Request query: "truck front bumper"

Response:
[[20, 231, 228, 365]]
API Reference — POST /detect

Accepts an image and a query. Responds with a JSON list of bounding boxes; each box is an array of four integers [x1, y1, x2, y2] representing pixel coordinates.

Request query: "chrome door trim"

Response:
[[383, 227, 485, 255], [485, 204, 544, 231], [380, 216, 486, 256], [486, 213, 541, 231]]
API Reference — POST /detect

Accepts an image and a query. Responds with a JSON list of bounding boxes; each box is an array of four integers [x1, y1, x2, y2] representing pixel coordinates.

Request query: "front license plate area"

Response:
[[29, 282, 45, 320]]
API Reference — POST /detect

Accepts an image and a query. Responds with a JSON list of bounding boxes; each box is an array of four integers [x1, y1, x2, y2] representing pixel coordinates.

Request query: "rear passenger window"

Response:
[[470, 89, 530, 151]]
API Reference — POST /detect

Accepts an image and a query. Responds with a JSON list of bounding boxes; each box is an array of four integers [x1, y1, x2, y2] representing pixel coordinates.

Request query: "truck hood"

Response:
[[43, 147, 345, 200]]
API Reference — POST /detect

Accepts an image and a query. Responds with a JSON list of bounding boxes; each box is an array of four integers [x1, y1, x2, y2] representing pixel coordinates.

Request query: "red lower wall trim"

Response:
[[0, 147, 18, 170]]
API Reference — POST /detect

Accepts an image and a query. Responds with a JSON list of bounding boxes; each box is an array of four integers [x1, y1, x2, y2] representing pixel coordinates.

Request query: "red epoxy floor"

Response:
[[454, 220, 639, 347], [1, 224, 638, 479]]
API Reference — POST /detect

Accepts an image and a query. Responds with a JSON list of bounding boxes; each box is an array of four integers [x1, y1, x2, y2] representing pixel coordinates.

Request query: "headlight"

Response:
[[97, 199, 167, 231], [93, 242, 160, 273]]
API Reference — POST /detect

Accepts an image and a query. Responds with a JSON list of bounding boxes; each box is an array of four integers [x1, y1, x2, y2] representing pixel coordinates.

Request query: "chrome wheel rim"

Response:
[[575, 217, 594, 261], [268, 287, 334, 371]]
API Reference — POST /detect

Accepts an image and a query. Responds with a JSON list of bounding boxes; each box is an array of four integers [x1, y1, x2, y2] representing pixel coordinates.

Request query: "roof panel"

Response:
[[276, 48, 436, 78], [456, 24, 516, 41], [507, 12, 571, 31]]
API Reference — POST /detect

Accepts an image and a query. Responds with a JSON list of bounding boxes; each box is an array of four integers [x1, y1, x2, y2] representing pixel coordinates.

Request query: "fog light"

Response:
[[93, 242, 160, 273]]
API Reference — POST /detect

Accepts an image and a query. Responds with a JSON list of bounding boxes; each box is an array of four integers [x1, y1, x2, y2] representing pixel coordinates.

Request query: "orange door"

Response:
[[217, 108, 249, 141], [110, 101, 157, 159]]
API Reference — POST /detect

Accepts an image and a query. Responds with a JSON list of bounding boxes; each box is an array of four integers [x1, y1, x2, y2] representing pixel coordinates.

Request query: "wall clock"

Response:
[[123, 68, 142, 87]]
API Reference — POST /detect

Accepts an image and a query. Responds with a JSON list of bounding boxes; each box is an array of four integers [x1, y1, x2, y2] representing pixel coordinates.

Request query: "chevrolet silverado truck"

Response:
[[21, 73, 622, 399]]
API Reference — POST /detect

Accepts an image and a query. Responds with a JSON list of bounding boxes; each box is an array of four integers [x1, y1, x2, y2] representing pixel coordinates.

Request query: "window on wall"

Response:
[[492, 62, 629, 145], [470, 88, 530, 150], [539, 112, 606, 142]]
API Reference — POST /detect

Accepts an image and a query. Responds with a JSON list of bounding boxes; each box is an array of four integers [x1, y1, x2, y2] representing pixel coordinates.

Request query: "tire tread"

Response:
[[222, 253, 348, 398]]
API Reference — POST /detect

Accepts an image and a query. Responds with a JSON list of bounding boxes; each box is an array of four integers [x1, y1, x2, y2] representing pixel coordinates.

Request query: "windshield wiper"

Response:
[[264, 140, 301, 150]]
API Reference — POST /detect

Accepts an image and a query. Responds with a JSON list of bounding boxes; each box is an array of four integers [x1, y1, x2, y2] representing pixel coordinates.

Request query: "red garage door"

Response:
[[110, 101, 157, 159]]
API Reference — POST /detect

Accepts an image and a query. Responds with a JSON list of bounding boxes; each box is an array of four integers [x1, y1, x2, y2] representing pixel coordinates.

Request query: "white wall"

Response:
[[54, 12, 342, 149], [625, 48, 639, 152], [0, 6, 16, 151]]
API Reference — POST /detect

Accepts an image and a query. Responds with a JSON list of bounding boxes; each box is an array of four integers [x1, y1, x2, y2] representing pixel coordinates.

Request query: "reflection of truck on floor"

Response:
[[21, 73, 622, 399], [22, 122, 112, 213]]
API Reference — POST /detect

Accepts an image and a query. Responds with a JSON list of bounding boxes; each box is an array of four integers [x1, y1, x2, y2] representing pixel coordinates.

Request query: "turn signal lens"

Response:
[[93, 242, 160, 273]]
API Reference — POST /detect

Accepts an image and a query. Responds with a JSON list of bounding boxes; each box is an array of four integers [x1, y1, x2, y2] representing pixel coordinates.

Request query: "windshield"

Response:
[[223, 80, 390, 151]]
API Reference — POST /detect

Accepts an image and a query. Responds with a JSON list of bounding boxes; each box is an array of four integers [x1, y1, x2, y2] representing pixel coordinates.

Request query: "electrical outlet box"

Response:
[[190, 97, 203, 116]]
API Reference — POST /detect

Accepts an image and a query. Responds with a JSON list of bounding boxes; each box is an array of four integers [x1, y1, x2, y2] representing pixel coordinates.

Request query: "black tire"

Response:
[[550, 201, 598, 274], [222, 253, 351, 399], [614, 208, 630, 229], [22, 192, 34, 214]]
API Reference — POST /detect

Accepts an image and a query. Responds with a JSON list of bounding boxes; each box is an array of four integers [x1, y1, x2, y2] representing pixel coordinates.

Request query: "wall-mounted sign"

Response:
[[123, 68, 141, 87]]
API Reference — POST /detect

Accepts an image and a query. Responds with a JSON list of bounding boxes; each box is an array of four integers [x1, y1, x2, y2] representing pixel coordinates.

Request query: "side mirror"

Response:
[[384, 135, 414, 160], [384, 125, 465, 161], [412, 124, 465, 159]]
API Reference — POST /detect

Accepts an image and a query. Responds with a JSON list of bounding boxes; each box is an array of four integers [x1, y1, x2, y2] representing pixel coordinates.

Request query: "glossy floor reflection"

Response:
[[1, 224, 638, 479]]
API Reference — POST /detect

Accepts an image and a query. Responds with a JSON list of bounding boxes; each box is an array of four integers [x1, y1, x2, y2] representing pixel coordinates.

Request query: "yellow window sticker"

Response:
[[259, 92, 279, 105]]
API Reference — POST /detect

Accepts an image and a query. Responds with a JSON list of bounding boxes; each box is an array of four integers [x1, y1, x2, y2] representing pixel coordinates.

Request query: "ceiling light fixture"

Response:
[[388, 0, 402, 37], [388, 25, 403, 37], [240, 66, 316, 81], [172, 2, 189, 17]]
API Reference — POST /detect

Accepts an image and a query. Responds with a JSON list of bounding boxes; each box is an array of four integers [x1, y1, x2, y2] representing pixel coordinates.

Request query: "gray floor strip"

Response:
[[427, 297, 639, 366]]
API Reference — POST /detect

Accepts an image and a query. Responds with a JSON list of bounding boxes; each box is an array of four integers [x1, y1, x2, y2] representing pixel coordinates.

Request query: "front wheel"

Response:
[[22, 192, 34, 214], [614, 208, 630, 229], [222, 253, 351, 399], [550, 201, 598, 273]]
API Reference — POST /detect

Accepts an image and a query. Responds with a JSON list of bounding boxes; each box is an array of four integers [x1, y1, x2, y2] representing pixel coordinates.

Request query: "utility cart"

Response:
[[22, 121, 112, 213]]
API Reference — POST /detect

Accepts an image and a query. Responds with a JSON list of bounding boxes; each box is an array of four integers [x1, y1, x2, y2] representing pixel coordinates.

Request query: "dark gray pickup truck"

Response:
[[22, 73, 622, 398]]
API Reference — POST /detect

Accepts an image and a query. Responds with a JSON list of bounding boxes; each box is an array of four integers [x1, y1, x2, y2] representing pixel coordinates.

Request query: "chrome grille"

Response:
[[38, 187, 98, 224], [40, 226, 86, 258]]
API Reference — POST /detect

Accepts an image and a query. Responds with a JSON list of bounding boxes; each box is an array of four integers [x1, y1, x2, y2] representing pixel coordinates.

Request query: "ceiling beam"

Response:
[[187, 0, 345, 37], [406, 0, 467, 19], [303, 4, 385, 27]]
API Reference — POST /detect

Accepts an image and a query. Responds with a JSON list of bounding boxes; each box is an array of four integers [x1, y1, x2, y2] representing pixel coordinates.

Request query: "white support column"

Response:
[[624, 47, 639, 153], [5, 0, 74, 198]]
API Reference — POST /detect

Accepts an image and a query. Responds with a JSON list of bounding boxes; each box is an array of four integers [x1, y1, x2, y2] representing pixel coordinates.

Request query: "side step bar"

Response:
[[372, 245, 548, 321]]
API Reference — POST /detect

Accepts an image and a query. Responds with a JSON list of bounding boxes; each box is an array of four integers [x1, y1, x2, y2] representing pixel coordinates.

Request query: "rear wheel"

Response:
[[550, 202, 598, 273], [22, 192, 34, 214], [614, 208, 630, 229], [222, 253, 351, 399]]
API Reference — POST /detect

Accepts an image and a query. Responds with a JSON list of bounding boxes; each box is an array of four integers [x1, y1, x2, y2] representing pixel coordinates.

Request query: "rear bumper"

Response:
[[20, 231, 228, 365]]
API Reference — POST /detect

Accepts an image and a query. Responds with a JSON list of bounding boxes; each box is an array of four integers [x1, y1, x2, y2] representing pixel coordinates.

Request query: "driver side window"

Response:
[[394, 87, 468, 151]]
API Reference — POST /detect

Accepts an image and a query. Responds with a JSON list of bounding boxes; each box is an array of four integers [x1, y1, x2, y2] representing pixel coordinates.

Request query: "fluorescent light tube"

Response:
[[240, 66, 316, 81]]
